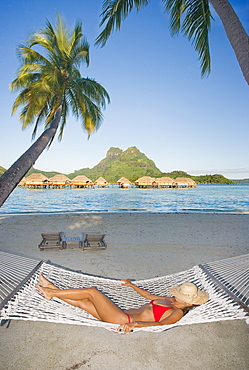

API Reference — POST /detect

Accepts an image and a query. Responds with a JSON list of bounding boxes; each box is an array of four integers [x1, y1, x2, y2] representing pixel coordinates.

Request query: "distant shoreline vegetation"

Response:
[[1, 147, 248, 185]]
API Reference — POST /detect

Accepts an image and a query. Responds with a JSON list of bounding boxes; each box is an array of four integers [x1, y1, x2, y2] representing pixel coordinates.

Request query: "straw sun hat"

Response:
[[170, 282, 209, 305]]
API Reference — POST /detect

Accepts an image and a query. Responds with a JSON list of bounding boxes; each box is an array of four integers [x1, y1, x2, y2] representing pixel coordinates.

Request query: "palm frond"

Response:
[[10, 72, 40, 92], [18, 64, 45, 74], [65, 89, 81, 119], [74, 78, 111, 107], [67, 80, 103, 136], [28, 33, 55, 55], [70, 41, 90, 68], [95, 0, 149, 47], [162, 0, 212, 76], [17, 46, 50, 66], [29, 18, 64, 70], [162, 0, 185, 35], [55, 14, 70, 54], [182, 0, 212, 76], [84, 115, 98, 139], [32, 105, 49, 139], [19, 102, 39, 128], [11, 89, 30, 114], [69, 21, 89, 67]]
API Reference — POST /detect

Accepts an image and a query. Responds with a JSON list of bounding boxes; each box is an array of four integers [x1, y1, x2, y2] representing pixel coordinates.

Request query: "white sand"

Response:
[[0, 213, 249, 369]]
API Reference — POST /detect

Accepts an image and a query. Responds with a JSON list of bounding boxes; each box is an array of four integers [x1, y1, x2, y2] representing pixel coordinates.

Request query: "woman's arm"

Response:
[[121, 279, 168, 300]]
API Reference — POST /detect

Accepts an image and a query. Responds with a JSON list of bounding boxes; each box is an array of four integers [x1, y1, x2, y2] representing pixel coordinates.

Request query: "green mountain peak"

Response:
[[69, 146, 162, 182]]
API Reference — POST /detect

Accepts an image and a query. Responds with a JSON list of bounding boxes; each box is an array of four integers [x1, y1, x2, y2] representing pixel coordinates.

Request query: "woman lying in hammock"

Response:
[[36, 274, 209, 333]]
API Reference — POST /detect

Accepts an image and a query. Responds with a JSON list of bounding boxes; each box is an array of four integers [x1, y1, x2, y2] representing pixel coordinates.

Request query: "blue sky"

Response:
[[0, 0, 248, 179]]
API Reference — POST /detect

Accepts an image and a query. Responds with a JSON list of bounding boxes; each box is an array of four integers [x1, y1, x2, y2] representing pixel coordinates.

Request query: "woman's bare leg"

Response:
[[36, 274, 128, 324], [38, 274, 102, 319]]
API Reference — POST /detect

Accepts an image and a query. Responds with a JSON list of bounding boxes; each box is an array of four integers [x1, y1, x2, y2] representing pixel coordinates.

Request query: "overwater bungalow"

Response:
[[24, 173, 51, 188], [135, 176, 156, 188], [49, 174, 72, 188], [155, 177, 175, 188], [95, 177, 109, 188], [71, 175, 94, 188], [184, 178, 197, 188], [117, 177, 132, 188], [174, 177, 196, 188]]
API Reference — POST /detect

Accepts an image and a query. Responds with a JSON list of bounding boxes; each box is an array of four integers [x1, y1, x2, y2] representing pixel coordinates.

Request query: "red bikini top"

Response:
[[150, 300, 172, 322]]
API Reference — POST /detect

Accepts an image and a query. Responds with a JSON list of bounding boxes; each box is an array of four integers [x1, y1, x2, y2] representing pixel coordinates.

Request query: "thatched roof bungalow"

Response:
[[174, 177, 196, 188], [117, 177, 125, 184], [95, 177, 109, 188], [135, 176, 155, 188], [49, 174, 72, 187], [117, 177, 132, 188], [155, 177, 175, 188], [71, 175, 93, 188], [24, 173, 50, 187], [184, 178, 196, 188]]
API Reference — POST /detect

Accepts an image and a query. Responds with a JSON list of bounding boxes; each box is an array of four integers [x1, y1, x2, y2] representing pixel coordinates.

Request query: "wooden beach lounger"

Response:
[[38, 232, 65, 251], [82, 233, 107, 250]]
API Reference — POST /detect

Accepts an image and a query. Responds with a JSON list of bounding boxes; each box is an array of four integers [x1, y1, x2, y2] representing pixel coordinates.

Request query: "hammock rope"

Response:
[[0, 251, 248, 332], [0, 251, 42, 310]]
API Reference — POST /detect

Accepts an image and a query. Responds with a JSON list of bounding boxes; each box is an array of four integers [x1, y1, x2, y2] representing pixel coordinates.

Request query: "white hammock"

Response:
[[0, 251, 248, 332]]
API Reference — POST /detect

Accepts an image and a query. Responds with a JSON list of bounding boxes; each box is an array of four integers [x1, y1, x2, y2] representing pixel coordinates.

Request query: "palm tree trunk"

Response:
[[0, 107, 62, 207], [209, 0, 249, 84]]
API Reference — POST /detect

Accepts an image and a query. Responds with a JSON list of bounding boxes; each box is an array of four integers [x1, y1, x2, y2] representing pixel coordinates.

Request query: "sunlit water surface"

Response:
[[1, 185, 248, 214]]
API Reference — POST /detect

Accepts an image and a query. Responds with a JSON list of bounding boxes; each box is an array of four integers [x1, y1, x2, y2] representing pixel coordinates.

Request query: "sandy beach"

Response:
[[0, 212, 249, 369]]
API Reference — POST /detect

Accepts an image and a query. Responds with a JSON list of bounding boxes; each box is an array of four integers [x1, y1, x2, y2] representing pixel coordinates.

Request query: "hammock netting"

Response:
[[0, 251, 248, 332]]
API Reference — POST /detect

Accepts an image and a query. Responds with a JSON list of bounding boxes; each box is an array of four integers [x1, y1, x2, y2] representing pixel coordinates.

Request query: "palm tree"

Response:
[[0, 15, 110, 206], [95, 0, 249, 84]]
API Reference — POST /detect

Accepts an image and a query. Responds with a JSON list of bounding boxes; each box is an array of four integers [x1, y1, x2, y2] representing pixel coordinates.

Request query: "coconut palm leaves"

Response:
[[96, 0, 211, 76], [96, 0, 149, 47], [162, 0, 212, 76], [11, 14, 110, 140]]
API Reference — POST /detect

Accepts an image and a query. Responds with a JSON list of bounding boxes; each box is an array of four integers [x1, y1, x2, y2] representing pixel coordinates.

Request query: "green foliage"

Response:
[[162, 170, 235, 184], [162, 170, 189, 178], [10, 14, 110, 140], [26, 167, 61, 178], [68, 146, 162, 182], [106, 147, 123, 156], [191, 174, 235, 185]]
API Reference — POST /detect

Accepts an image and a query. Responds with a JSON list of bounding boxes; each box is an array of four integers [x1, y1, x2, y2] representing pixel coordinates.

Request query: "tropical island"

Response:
[[1, 146, 244, 185]]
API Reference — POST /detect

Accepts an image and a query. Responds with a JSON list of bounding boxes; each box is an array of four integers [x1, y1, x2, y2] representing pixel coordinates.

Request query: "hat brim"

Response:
[[170, 285, 209, 305]]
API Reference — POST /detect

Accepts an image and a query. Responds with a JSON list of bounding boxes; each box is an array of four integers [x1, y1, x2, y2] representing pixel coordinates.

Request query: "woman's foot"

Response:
[[39, 273, 56, 289], [36, 284, 53, 300]]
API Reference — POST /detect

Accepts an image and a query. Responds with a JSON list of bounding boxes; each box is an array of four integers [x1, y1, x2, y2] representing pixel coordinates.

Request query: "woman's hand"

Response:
[[117, 322, 136, 333], [121, 279, 134, 287]]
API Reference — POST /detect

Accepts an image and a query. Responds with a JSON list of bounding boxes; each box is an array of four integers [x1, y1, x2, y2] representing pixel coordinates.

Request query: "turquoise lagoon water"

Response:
[[0, 185, 248, 214]]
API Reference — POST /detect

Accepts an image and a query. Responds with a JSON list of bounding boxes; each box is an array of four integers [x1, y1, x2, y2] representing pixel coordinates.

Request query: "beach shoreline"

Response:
[[1, 212, 248, 369]]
